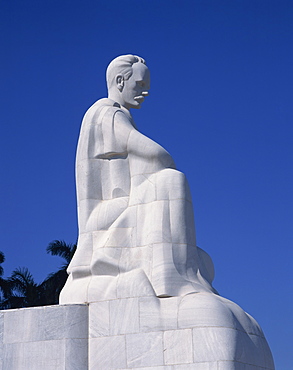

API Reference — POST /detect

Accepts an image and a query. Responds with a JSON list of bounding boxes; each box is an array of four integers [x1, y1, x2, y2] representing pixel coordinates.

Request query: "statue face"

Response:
[[121, 63, 150, 110]]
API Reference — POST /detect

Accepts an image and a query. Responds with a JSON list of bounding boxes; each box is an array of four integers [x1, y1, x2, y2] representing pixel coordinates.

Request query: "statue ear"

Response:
[[116, 75, 124, 91]]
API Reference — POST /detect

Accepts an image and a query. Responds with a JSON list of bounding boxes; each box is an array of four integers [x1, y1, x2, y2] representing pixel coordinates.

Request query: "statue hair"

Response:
[[106, 54, 146, 90]]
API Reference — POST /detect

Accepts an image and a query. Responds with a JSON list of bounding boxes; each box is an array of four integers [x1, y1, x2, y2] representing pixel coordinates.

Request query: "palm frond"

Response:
[[0, 251, 5, 266], [40, 269, 68, 305], [46, 240, 77, 264], [0, 295, 25, 310], [9, 267, 37, 295]]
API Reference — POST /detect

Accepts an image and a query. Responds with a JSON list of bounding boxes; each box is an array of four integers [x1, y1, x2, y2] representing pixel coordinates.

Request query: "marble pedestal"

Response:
[[0, 294, 274, 369], [0, 304, 88, 369]]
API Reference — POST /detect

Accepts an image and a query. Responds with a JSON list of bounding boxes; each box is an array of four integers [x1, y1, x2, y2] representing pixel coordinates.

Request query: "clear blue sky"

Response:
[[0, 0, 292, 367]]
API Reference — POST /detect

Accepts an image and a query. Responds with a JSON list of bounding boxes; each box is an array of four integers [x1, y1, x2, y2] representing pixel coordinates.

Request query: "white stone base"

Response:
[[0, 294, 274, 369], [0, 304, 88, 369]]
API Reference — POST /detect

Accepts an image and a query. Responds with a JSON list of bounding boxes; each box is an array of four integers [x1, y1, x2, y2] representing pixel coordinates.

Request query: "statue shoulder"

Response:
[[83, 98, 123, 125]]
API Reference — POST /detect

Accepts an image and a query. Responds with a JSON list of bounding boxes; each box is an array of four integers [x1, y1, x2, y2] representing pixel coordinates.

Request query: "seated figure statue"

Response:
[[59, 55, 274, 369], [60, 54, 217, 303]]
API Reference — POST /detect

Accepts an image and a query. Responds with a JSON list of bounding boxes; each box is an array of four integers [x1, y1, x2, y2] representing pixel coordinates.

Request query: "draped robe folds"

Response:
[[58, 98, 275, 370], [60, 98, 216, 304]]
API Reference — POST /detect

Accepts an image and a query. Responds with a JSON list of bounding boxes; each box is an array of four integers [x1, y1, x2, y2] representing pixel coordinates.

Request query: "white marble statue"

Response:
[[58, 55, 274, 369], [60, 55, 217, 303]]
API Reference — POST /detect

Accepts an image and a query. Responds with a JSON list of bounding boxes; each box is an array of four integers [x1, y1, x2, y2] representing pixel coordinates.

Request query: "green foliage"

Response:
[[0, 240, 76, 309], [46, 240, 76, 265]]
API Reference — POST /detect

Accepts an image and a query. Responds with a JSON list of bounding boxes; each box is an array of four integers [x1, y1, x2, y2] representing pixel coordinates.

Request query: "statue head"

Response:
[[106, 54, 150, 110]]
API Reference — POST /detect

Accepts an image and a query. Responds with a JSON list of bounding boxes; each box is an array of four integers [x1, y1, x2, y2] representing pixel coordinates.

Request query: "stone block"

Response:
[[109, 298, 139, 335], [163, 329, 193, 365], [65, 338, 88, 370], [126, 331, 164, 368], [3, 340, 65, 370], [0, 297, 274, 369], [89, 301, 110, 337], [1, 304, 88, 370], [139, 296, 179, 332], [174, 363, 218, 370], [89, 336, 126, 369]]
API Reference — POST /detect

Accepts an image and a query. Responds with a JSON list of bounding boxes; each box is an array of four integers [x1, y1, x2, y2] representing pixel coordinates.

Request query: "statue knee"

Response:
[[155, 168, 192, 201]]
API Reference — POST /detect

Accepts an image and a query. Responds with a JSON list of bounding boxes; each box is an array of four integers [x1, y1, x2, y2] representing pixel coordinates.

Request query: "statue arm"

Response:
[[112, 110, 176, 174], [127, 124, 176, 173], [112, 110, 135, 153]]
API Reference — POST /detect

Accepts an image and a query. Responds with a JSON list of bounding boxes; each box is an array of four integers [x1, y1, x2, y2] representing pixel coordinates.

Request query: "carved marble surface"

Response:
[[60, 55, 216, 304], [57, 55, 274, 369], [88, 294, 274, 369], [0, 299, 274, 369], [0, 305, 88, 370]]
